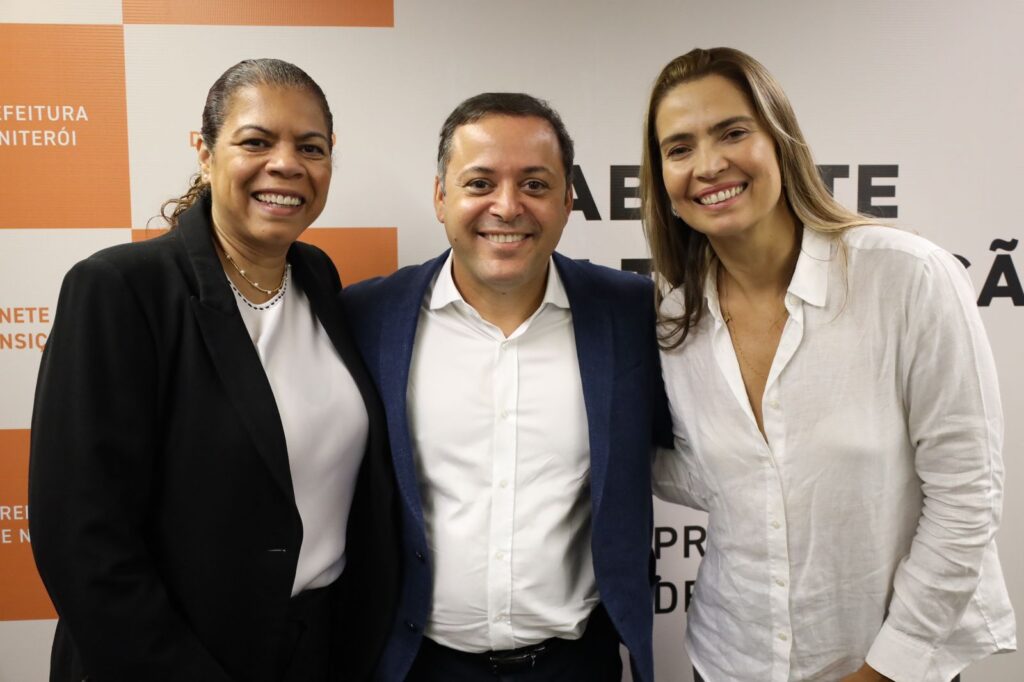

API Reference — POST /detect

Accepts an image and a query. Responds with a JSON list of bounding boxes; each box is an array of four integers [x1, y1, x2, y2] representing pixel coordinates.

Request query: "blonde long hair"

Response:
[[640, 47, 873, 349]]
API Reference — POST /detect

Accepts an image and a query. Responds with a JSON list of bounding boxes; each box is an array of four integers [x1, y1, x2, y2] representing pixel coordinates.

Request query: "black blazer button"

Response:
[[415, 550, 425, 562], [405, 620, 418, 632]]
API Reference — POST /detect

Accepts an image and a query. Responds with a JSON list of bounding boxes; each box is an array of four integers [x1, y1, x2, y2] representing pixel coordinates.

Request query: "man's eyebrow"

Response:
[[456, 165, 496, 177], [456, 165, 556, 176], [659, 115, 756, 150]]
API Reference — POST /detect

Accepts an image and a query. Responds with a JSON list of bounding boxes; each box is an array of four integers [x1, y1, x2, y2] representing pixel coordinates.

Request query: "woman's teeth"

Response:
[[255, 193, 303, 207], [699, 185, 746, 206]]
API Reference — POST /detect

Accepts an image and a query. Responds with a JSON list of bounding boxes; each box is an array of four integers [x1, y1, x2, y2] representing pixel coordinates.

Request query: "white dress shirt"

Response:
[[408, 253, 597, 652], [232, 268, 369, 596], [654, 226, 1016, 681]]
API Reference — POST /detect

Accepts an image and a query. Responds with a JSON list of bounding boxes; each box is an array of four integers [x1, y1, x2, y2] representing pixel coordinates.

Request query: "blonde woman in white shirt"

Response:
[[641, 47, 1015, 682]]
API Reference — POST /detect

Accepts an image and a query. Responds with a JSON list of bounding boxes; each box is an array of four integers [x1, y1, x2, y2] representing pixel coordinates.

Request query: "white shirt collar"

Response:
[[786, 226, 833, 308], [704, 226, 834, 319], [429, 251, 571, 312]]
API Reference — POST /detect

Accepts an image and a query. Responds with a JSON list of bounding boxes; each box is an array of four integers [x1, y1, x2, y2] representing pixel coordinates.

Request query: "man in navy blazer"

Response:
[[342, 93, 667, 681]]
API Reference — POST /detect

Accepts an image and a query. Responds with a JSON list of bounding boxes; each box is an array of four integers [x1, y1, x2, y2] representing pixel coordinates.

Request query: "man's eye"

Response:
[[465, 179, 491, 191], [523, 180, 548, 192]]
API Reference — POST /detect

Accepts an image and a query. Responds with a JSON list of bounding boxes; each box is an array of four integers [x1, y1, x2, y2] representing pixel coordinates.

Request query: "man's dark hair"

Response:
[[436, 92, 575, 191]]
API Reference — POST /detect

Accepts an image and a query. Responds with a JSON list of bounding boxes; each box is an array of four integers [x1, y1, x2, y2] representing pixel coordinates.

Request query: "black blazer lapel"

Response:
[[178, 200, 294, 504], [554, 253, 614, 515], [290, 249, 384, 433]]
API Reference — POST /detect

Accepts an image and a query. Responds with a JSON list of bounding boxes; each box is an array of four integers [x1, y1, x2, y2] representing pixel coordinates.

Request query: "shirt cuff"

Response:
[[865, 621, 935, 682]]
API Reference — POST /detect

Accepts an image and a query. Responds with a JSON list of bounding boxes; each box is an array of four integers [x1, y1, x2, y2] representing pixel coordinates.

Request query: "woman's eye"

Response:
[[666, 146, 691, 159], [240, 138, 269, 149], [724, 128, 749, 141], [300, 144, 326, 155], [523, 180, 548, 192]]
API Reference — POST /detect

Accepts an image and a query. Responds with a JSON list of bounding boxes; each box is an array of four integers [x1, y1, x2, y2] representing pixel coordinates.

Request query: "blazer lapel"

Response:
[[291, 251, 383, 431], [178, 200, 295, 503], [554, 253, 613, 515], [377, 253, 449, 528]]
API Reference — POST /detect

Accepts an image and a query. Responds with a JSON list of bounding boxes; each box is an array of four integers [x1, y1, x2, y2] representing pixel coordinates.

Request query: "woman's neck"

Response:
[[211, 222, 288, 303], [710, 209, 801, 299]]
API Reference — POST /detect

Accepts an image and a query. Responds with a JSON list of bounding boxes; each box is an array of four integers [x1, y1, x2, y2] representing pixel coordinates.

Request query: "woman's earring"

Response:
[[670, 205, 679, 218]]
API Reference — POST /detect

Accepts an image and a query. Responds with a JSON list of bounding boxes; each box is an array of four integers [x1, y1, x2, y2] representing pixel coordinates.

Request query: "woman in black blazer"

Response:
[[28, 59, 398, 682]]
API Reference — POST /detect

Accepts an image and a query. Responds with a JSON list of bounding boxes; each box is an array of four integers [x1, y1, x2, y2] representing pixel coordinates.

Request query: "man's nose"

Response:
[[489, 183, 524, 222]]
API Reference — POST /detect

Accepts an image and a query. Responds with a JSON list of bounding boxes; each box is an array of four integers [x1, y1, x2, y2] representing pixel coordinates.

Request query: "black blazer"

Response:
[[28, 197, 399, 682]]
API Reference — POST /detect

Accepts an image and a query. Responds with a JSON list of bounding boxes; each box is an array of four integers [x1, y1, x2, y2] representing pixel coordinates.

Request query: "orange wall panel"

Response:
[[301, 227, 398, 285], [0, 25, 130, 229], [123, 0, 394, 27], [0, 429, 55, 621]]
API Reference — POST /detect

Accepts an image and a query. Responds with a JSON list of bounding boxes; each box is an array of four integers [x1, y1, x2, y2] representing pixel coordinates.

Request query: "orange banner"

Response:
[[0, 25, 130, 229], [0, 429, 55, 621], [123, 0, 394, 27]]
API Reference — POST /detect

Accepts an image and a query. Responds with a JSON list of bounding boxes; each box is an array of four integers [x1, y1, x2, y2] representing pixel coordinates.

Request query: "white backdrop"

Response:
[[0, 1, 1020, 680]]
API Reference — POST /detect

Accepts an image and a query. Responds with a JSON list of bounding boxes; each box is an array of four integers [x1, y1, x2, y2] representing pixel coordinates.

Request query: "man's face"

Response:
[[434, 114, 572, 309]]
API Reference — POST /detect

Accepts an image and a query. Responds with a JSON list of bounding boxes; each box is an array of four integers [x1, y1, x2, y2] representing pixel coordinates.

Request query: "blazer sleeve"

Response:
[[29, 257, 232, 681]]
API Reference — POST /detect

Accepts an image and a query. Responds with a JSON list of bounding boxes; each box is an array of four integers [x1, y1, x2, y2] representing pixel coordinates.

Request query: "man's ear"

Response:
[[433, 176, 446, 223]]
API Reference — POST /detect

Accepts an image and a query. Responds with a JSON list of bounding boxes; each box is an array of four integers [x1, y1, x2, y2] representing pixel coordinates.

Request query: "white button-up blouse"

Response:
[[654, 226, 1016, 681]]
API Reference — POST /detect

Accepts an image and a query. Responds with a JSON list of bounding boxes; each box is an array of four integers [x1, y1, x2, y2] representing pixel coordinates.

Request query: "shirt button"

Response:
[[769, 400, 780, 409], [500, 409, 510, 419], [772, 520, 781, 529], [494, 613, 505, 623], [499, 479, 509, 488], [778, 633, 788, 641], [495, 551, 505, 560], [776, 579, 786, 587]]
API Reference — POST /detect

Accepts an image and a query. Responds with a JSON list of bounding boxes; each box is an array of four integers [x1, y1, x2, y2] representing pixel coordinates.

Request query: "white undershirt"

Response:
[[408, 253, 596, 652], [231, 267, 369, 596]]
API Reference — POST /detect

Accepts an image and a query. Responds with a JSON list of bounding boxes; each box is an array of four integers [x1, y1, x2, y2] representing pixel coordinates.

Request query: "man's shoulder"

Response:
[[340, 252, 447, 323], [345, 253, 445, 295]]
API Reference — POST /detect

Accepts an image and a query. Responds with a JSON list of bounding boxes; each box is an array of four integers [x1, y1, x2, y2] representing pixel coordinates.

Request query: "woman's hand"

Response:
[[839, 663, 892, 681]]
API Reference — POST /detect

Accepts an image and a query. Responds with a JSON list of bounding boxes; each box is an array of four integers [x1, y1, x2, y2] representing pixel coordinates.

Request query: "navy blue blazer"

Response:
[[341, 251, 668, 682]]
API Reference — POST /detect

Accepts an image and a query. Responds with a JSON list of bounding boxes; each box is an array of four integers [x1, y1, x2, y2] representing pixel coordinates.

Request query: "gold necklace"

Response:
[[216, 242, 286, 297], [210, 220, 286, 296], [719, 270, 788, 380]]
